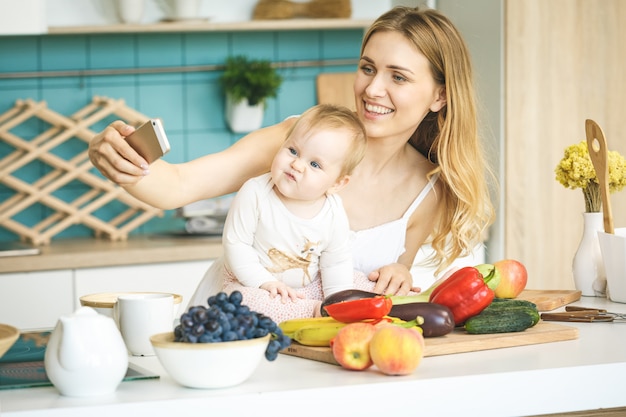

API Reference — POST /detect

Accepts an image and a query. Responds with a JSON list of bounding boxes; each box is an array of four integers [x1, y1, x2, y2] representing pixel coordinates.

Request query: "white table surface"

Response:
[[2, 296, 625, 417]]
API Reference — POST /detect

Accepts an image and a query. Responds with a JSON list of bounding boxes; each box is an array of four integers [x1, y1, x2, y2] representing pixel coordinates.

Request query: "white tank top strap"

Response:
[[402, 172, 440, 220]]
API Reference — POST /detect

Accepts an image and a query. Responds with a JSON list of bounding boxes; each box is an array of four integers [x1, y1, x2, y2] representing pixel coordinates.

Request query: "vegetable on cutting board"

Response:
[[464, 298, 540, 334], [321, 289, 455, 337], [323, 296, 393, 323], [429, 266, 496, 326]]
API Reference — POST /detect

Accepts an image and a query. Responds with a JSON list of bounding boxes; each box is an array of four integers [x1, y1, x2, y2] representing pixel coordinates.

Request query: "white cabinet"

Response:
[[74, 260, 212, 311], [0, 260, 213, 330], [0, 270, 74, 330]]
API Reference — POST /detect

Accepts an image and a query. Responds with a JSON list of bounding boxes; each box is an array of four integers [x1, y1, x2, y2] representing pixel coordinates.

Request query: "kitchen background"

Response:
[[1, 0, 626, 295]]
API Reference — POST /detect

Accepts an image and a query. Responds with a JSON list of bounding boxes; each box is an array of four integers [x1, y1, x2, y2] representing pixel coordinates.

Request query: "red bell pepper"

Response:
[[323, 296, 393, 323], [429, 266, 495, 325]]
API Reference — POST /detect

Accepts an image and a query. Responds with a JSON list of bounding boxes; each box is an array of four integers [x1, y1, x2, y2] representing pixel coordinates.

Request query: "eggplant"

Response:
[[389, 302, 455, 337], [320, 289, 455, 337]]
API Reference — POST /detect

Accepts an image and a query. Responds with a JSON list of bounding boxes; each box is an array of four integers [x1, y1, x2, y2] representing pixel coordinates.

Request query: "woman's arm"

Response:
[[88, 118, 295, 209]]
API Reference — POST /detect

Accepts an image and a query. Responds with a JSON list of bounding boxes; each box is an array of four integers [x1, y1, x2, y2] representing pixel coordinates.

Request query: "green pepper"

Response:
[[428, 266, 495, 326], [323, 296, 393, 323]]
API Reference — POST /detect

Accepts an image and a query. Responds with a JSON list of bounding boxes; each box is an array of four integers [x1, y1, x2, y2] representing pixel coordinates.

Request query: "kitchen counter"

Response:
[[0, 235, 223, 274], [1, 297, 625, 417]]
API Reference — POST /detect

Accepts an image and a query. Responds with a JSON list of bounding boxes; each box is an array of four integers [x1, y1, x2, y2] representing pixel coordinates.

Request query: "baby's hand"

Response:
[[260, 281, 305, 303]]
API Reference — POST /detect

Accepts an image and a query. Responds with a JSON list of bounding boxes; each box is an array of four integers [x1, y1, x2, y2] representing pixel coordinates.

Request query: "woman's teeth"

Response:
[[365, 103, 393, 115]]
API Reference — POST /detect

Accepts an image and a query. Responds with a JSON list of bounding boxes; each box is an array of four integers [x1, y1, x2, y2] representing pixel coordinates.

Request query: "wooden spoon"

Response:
[[585, 119, 614, 234]]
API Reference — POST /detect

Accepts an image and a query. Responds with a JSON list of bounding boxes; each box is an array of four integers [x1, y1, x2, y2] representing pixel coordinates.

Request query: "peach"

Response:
[[369, 325, 425, 376]]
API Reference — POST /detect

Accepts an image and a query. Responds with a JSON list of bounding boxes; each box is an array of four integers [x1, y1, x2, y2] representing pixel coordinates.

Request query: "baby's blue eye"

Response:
[[310, 161, 321, 169], [288, 147, 297, 156]]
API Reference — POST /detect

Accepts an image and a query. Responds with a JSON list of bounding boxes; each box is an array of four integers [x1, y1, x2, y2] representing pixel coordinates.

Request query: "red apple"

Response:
[[493, 259, 528, 298], [331, 322, 378, 371], [369, 325, 425, 376]]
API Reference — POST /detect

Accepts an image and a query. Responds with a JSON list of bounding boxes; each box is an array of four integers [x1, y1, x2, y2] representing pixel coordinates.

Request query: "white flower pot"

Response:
[[225, 95, 265, 134]]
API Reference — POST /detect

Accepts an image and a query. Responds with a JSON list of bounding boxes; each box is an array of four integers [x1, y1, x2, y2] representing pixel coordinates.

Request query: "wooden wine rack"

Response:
[[0, 97, 164, 245]]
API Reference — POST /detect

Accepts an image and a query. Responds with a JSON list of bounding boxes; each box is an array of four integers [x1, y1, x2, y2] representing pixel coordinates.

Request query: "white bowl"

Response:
[[79, 292, 183, 318], [150, 332, 270, 389]]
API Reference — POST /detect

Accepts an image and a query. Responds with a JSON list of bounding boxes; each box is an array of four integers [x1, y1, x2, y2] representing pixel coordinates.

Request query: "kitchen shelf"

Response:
[[47, 18, 373, 35]]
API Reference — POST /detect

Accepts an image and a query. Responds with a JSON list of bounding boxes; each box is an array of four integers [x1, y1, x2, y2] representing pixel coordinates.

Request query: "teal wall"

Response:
[[0, 29, 363, 242]]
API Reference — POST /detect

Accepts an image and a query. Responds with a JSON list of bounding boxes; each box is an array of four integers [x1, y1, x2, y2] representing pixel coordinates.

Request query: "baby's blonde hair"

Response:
[[286, 104, 367, 178]]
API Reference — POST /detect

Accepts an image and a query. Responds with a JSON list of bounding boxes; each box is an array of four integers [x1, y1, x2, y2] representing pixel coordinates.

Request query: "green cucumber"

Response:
[[484, 299, 540, 325], [464, 305, 539, 334], [489, 298, 538, 309]]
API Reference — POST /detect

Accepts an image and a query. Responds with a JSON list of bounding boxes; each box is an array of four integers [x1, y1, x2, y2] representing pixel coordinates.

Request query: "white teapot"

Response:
[[44, 307, 128, 397]]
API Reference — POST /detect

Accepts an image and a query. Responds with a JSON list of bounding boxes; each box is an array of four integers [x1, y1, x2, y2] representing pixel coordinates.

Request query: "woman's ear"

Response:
[[327, 175, 351, 195], [430, 86, 447, 113]]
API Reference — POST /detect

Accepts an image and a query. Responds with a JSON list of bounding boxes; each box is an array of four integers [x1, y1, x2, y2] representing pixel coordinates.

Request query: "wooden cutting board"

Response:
[[516, 289, 582, 311], [281, 322, 579, 365]]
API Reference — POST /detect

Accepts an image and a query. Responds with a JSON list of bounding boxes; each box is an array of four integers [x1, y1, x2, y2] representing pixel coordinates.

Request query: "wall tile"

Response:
[[0, 36, 39, 72], [0, 28, 363, 242], [40, 36, 88, 71], [89, 34, 137, 69]]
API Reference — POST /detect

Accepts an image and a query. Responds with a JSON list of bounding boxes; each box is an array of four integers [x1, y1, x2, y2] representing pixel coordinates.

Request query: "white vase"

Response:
[[572, 212, 607, 297], [115, 0, 145, 24], [225, 94, 265, 134]]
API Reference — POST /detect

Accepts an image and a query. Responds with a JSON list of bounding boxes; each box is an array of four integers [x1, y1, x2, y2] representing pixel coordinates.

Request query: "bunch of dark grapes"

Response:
[[174, 290, 291, 361]]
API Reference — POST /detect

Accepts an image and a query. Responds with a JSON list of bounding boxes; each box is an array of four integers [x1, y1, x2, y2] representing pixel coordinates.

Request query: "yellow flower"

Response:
[[555, 140, 626, 212]]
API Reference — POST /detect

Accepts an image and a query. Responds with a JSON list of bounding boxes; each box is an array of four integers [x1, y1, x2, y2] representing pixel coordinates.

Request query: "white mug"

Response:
[[114, 293, 174, 356]]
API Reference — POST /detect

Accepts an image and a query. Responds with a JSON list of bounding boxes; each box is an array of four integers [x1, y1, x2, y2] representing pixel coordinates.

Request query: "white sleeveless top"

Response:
[[350, 173, 440, 276]]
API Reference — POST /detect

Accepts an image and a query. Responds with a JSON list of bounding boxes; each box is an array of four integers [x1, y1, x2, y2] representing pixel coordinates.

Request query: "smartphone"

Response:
[[125, 119, 171, 164]]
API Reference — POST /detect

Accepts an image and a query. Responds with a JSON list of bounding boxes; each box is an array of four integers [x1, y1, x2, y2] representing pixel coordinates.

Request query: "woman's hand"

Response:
[[368, 263, 418, 295], [88, 120, 149, 185], [260, 281, 306, 303]]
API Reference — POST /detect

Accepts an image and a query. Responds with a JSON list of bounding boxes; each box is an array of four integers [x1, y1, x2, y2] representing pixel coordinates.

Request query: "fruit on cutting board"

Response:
[[493, 259, 528, 298], [331, 322, 425, 376], [331, 322, 378, 371], [369, 325, 425, 376], [280, 316, 421, 347]]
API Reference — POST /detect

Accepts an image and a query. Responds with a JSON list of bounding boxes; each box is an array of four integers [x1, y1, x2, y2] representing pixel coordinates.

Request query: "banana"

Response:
[[292, 322, 348, 347], [279, 316, 345, 336]]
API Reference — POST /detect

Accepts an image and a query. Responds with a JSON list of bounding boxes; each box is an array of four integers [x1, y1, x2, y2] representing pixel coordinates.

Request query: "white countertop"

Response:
[[2, 296, 625, 417]]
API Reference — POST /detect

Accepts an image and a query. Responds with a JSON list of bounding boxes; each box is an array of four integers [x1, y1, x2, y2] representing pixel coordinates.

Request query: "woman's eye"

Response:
[[288, 147, 297, 156], [310, 161, 321, 169], [360, 65, 374, 75], [393, 74, 408, 83]]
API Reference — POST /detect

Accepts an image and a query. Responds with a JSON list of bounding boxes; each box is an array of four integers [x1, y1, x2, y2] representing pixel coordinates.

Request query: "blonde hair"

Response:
[[363, 7, 496, 273], [286, 104, 367, 178]]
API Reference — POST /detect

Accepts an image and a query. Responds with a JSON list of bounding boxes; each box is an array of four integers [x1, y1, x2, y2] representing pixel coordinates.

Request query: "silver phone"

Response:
[[125, 119, 171, 164]]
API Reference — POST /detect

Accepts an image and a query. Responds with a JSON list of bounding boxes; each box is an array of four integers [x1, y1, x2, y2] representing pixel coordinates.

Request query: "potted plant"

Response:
[[220, 55, 283, 133]]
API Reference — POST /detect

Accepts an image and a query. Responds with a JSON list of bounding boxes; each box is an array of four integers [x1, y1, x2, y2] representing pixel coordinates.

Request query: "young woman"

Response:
[[88, 6, 495, 304]]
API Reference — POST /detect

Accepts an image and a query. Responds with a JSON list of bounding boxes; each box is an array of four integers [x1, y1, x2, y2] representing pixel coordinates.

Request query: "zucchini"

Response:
[[464, 305, 540, 334]]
